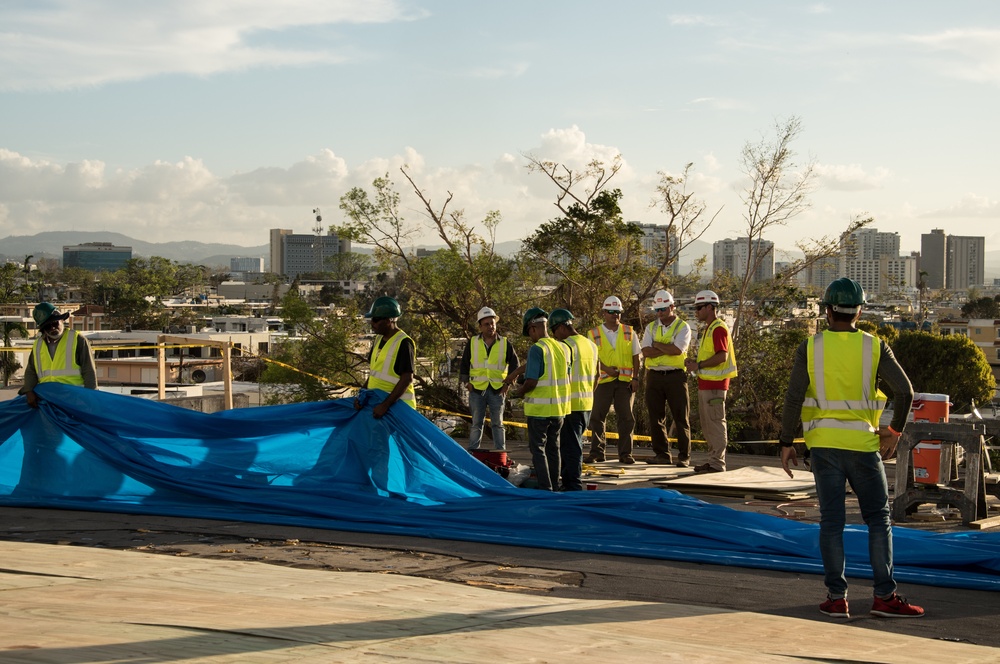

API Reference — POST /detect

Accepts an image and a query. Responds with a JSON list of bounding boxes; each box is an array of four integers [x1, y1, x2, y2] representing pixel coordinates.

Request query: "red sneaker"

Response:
[[819, 596, 850, 618], [870, 594, 924, 618]]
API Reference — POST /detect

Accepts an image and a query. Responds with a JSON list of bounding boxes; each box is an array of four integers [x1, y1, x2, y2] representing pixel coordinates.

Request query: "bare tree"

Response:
[[642, 162, 722, 299], [732, 116, 816, 340]]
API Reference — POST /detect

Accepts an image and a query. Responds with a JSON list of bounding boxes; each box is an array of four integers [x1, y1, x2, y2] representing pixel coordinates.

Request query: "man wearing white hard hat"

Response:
[[585, 295, 642, 464], [684, 290, 738, 473], [641, 289, 693, 467], [459, 306, 519, 451]]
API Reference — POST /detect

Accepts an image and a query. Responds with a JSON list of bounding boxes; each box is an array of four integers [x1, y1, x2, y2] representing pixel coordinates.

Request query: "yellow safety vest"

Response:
[[643, 318, 688, 370], [802, 330, 886, 452], [32, 330, 84, 386], [696, 318, 738, 381], [589, 324, 636, 384], [368, 331, 416, 408], [469, 336, 509, 391], [563, 334, 598, 412], [523, 337, 571, 418]]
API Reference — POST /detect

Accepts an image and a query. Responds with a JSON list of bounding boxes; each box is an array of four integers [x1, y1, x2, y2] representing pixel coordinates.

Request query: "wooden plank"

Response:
[[968, 515, 1000, 530]]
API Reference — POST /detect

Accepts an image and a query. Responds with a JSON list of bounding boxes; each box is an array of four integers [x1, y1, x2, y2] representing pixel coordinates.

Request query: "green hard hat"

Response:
[[365, 296, 402, 319], [522, 307, 549, 336], [821, 278, 866, 312], [32, 302, 68, 328], [548, 308, 574, 330]]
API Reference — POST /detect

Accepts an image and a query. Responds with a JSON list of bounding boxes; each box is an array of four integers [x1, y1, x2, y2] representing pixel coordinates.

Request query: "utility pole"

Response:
[[313, 208, 323, 275]]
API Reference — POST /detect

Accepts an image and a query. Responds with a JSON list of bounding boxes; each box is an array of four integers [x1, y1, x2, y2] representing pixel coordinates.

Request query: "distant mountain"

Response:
[[0, 231, 269, 269]]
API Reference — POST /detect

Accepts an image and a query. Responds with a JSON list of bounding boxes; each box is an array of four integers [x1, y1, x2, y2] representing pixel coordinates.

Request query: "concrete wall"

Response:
[[162, 393, 250, 413]]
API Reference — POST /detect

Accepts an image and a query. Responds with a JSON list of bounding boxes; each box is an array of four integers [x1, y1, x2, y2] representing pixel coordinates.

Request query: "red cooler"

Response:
[[911, 393, 950, 485]]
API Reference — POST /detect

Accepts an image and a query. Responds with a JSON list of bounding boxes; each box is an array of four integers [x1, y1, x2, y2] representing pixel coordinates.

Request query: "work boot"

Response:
[[693, 463, 722, 474], [584, 453, 606, 463], [645, 455, 673, 465], [619, 455, 636, 465]]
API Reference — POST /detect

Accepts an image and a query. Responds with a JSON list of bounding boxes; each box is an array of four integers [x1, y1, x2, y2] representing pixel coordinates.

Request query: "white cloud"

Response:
[[906, 29, 1000, 85], [814, 163, 891, 191], [686, 97, 752, 112], [0, 0, 416, 90], [921, 193, 1000, 219]]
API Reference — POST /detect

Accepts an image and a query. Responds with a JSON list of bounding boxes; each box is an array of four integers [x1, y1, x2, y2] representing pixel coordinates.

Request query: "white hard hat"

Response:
[[477, 306, 498, 322], [694, 290, 720, 307], [652, 290, 675, 309], [602, 296, 624, 312]]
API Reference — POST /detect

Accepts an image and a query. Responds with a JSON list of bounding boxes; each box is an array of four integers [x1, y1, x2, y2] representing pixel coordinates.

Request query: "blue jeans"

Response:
[[560, 410, 591, 491], [527, 416, 563, 491], [468, 386, 506, 450], [810, 446, 896, 599]]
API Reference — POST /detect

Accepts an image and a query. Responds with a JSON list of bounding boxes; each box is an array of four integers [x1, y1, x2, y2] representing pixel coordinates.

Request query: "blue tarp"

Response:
[[2, 383, 1000, 591]]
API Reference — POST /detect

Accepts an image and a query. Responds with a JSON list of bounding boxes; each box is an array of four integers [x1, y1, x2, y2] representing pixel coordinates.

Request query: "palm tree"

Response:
[[1, 319, 29, 387]]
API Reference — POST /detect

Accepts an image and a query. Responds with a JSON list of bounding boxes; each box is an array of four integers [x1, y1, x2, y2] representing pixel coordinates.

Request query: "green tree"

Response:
[[0, 263, 23, 303], [94, 257, 207, 329], [521, 155, 652, 327], [259, 290, 367, 403], [337, 169, 544, 402], [961, 296, 1000, 320], [1, 319, 29, 387], [891, 331, 996, 412]]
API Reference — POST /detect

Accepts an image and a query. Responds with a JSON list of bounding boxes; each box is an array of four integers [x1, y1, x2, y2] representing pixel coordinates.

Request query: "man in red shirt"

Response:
[[684, 290, 737, 473]]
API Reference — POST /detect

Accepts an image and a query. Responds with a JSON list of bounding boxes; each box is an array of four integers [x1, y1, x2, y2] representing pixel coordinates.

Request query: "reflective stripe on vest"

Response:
[[589, 324, 635, 384], [696, 318, 738, 380], [33, 330, 85, 386], [369, 331, 416, 408], [523, 337, 571, 418], [802, 330, 886, 452], [469, 336, 508, 390], [643, 318, 688, 370], [563, 334, 598, 412]]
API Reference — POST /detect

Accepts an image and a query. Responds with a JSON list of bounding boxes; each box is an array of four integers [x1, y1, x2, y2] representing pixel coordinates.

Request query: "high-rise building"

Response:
[[269, 229, 292, 277], [947, 235, 985, 290], [920, 229, 947, 290], [634, 223, 680, 274], [803, 254, 841, 291], [269, 229, 352, 280], [62, 242, 132, 271], [712, 237, 774, 282], [842, 228, 900, 261]]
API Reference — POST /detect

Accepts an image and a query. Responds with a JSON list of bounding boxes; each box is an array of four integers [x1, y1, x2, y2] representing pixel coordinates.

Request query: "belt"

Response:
[[649, 369, 683, 374]]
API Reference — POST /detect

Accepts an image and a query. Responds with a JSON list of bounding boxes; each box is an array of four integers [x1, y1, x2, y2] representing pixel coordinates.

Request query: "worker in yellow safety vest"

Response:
[[459, 306, 519, 451], [550, 308, 597, 491], [779, 277, 923, 619], [641, 290, 693, 467], [20, 302, 97, 408], [684, 290, 737, 473], [584, 295, 641, 464], [511, 307, 570, 491], [359, 296, 416, 418]]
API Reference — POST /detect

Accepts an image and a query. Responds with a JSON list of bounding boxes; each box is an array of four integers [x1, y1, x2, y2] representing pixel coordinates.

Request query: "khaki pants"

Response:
[[589, 380, 635, 459], [698, 389, 728, 471]]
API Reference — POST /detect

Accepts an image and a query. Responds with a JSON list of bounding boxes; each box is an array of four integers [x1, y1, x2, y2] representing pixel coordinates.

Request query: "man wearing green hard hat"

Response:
[[19, 302, 98, 408], [358, 296, 415, 418], [779, 277, 922, 619]]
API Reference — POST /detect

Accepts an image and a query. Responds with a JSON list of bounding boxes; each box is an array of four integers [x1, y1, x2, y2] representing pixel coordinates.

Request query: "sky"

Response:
[[2, 0, 999, 261]]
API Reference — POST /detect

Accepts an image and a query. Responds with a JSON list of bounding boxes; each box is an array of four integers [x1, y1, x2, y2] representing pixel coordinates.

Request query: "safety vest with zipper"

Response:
[[469, 335, 509, 391], [643, 317, 688, 370], [588, 324, 636, 384]]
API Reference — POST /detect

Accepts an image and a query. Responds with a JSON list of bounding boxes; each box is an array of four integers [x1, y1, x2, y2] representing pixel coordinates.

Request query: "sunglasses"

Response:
[[695, 304, 710, 311], [604, 310, 622, 315]]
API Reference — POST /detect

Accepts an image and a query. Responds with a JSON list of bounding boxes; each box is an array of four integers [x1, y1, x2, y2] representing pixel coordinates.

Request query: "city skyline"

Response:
[[2, 1, 999, 258]]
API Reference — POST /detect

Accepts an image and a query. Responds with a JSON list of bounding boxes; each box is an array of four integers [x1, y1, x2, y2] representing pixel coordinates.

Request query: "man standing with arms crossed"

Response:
[[460, 306, 519, 451], [641, 290, 692, 467], [585, 296, 641, 464], [512, 308, 571, 492], [549, 308, 598, 491], [684, 290, 737, 473], [779, 277, 923, 619]]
